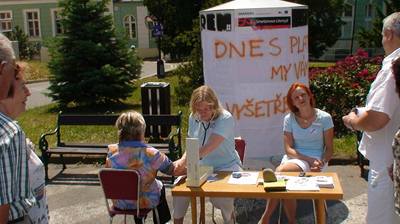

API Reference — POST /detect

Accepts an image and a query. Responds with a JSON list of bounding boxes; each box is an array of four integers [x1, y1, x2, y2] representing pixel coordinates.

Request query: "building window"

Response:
[[0, 11, 12, 33], [343, 3, 353, 17], [124, 15, 136, 39], [147, 21, 156, 38], [51, 9, 64, 36], [365, 3, 373, 18], [341, 2, 353, 38], [24, 10, 40, 37]]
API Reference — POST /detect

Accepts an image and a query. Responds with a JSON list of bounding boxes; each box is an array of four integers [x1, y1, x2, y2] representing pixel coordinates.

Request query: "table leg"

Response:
[[314, 199, 326, 224], [191, 197, 197, 224], [200, 196, 205, 224]]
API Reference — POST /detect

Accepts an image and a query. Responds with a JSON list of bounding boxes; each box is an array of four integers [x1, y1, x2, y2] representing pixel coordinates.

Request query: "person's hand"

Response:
[[307, 158, 317, 171], [342, 112, 357, 131], [173, 158, 187, 176], [309, 159, 324, 172]]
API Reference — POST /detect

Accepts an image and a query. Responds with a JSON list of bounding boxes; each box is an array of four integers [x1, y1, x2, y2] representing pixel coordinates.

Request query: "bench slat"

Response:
[[49, 147, 108, 154], [58, 114, 180, 126], [49, 145, 171, 154], [58, 115, 119, 125], [60, 143, 169, 148]]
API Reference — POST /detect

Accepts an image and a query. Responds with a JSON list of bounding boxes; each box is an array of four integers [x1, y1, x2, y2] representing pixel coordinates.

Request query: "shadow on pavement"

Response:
[[234, 199, 349, 224], [47, 172, 100, 186]]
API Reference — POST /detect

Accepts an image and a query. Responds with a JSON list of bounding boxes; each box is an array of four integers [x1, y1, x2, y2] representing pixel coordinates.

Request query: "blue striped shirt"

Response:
[[0, 112, 34, 221]]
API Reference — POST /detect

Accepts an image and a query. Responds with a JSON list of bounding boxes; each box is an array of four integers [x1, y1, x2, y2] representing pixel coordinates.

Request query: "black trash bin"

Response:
[[141, 82, 171, 138]]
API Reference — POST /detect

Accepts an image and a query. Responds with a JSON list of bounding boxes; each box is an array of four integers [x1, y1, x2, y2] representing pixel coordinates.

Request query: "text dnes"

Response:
[[214, 35, 308, 59]]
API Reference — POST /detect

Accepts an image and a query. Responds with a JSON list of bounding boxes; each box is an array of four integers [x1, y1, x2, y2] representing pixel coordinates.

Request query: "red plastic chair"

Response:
[[234, 138, 246, 163], [211, 137, 246, 223], [99, 168, 160, 224]]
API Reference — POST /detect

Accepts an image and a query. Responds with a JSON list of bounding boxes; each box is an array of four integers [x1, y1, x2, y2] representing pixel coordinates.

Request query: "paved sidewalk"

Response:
[[46, 163, 367, 224]]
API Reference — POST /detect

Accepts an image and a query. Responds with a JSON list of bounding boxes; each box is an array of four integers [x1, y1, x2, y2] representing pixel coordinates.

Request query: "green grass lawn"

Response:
[[309, 61, 335, 68]]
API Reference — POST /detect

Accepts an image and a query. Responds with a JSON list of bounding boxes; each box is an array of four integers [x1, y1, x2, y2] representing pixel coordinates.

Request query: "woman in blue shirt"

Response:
[[260, 82, 334, 224], [173, 85, 241, 224]]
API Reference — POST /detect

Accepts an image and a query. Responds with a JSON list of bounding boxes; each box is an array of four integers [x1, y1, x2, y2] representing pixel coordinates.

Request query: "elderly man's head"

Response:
[[382, 12, 400, 55], [0, 33, 17, 100]]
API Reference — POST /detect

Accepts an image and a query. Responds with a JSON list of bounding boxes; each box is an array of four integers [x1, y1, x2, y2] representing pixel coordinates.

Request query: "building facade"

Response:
[[321, 0, 385, 60], [0, 0, 158, 58]]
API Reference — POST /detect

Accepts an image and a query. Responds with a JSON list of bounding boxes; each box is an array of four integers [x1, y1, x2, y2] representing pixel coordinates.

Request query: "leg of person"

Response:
[[210, 197, 235, 224], [259, 199, 280, 224], [276, 160, 306, 224], [210, 163, 242, 224], [154, 186, 171, 224], [172, 196, 190, 224], [367, 166, 395, 224], [282, 199, 296, 224]]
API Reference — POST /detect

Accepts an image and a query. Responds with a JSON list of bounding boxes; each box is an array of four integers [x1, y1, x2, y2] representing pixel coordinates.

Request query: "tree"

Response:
[[143, 0, 228, 60], [171, 0, 229, 104], [357, 0, 400, 48], [291, 0, 344, 58], [143, 0, 201, 59], [48, 0, 141, 107]]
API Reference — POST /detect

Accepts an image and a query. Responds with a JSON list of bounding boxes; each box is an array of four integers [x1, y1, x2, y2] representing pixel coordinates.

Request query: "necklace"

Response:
[[296, 109, 315, 125]]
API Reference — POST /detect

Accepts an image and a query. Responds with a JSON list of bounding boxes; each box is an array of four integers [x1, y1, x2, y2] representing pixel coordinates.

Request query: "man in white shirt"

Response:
[[343, 12, 400, 224]]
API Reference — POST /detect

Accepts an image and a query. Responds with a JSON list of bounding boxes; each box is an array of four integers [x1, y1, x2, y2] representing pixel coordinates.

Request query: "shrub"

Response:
[[6, 26, 40, 60], [174, 22, 204, 105], [310, 49, 382, 136]]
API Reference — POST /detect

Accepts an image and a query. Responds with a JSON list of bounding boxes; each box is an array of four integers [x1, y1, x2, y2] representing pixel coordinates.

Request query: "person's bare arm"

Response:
[[343, 110, 390, 132], [172, 153, 187, 176], [322, 128, 334, 162], [199, 134, 225, 158], [0, 204, 10, 224]]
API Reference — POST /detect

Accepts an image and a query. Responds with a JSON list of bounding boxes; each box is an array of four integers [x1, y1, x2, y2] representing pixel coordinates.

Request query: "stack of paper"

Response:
[[312, 176, 334, 188], [286, 177, 320, 191]]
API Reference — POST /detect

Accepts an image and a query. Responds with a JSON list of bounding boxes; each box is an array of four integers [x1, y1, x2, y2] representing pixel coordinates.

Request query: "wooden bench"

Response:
[[39, 111, 182, 181]]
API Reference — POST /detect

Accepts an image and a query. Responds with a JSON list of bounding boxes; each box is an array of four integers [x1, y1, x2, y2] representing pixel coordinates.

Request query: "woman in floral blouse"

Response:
[[392, 56, 400, 216], [105, 111, 185, 224]]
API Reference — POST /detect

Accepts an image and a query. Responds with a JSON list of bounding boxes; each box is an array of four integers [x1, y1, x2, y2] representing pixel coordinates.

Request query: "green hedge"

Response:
[[310, 49, 383, 136]]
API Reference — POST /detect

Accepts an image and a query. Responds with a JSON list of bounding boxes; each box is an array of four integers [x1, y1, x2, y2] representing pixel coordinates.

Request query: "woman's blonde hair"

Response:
[[190, 85, 223, 120], [115, 111, 146, 142]]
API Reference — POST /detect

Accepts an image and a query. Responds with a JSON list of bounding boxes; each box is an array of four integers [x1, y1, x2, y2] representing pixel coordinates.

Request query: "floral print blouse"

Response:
[[106, 141, 174, 209], [392, 130, 400, 215]]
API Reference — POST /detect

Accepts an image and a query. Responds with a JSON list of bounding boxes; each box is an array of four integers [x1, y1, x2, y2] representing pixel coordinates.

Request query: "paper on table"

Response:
[[227, 171, 259, 185], [286, 177, 320, 191]]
